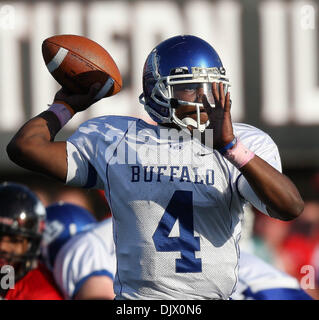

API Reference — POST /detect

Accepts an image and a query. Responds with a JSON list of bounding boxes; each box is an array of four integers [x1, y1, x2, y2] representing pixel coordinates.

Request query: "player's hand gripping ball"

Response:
[[42, 34, 122, 101]]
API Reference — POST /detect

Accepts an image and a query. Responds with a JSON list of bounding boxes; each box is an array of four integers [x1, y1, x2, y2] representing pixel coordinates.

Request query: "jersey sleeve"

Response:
[[66, 141, 104, 188], [53, 230, 116, 299], [66, 116, 138, 189], [231, 123, 282, 215]]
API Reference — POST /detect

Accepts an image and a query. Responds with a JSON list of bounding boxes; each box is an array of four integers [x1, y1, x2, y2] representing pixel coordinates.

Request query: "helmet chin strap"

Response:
[[181, 117, 208, 132]]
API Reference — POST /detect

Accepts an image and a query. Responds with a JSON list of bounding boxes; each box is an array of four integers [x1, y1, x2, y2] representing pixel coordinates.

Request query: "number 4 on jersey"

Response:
[[152, 190, 202, 273]]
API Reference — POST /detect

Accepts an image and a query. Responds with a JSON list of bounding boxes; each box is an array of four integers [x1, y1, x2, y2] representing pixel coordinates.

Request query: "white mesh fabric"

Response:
[[66, 116, 280, 299]]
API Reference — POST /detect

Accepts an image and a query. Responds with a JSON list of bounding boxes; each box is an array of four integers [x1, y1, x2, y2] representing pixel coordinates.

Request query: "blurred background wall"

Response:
[[0, 0, 318, 292]]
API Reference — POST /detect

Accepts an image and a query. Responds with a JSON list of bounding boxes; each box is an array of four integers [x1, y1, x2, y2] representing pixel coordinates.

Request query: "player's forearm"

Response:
[[7, 112, 67, 182], [240, 156, 304, 221]]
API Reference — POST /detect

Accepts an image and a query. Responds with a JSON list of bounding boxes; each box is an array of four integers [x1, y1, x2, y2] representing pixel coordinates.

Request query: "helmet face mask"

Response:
[[140, 35, 230, 132]]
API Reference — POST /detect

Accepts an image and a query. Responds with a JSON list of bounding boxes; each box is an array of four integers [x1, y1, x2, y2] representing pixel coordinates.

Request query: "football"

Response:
[[42, 34, 122, 98]]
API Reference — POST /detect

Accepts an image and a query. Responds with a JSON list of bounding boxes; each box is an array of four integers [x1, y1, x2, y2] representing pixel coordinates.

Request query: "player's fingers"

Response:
[[224, 92, 231, 113], [212, 82, 220, 104], [202, 95, 213, 117], [53, 88, 67, 102], [89, 82, 102, 100], [219, 82, 225, 107], [61, 86, 73, 94]]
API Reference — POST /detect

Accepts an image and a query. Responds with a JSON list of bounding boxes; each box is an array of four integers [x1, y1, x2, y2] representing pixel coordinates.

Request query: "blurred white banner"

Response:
[[0, 0, 318, 131]]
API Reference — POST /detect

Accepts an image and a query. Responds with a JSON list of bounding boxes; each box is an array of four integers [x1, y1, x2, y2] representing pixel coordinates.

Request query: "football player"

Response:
[[0, 182, 63, 300], [7, 35, 304, 299], [42, 202, 115, 299]]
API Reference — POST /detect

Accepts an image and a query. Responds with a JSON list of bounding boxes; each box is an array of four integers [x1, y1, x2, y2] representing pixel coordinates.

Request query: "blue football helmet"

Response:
[[139, 35, 230, 132], [41, 202, 97, 270]]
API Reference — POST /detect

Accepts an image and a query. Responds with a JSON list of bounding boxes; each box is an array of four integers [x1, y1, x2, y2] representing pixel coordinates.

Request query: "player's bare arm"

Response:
[[8, 35, 120, 184], [73, 276, 115, 300], [6, 114, 67, 182], [203, 82, 304, 221], [6, 84, 101, 183]]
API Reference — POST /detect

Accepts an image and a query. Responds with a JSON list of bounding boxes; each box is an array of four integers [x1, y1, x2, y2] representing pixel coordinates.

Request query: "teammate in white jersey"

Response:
[[7, 35, 304, 299], [42, 202, 115, 299], [232, 251, 313, 300], [54, 218, 115, 299]]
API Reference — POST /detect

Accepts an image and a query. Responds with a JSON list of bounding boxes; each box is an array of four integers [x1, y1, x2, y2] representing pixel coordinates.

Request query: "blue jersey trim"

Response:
[[243, 287, 313, 300], [72, 269, 114, 299]]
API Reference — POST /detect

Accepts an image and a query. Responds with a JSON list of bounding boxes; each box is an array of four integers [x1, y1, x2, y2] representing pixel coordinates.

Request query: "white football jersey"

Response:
[[66, 116, 281, 300], [231, 251, 312, 300], [53, 218, 116, 299]]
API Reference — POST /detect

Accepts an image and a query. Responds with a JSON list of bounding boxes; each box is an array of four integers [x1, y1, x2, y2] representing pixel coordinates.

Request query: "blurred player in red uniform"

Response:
[[0, 182, 63, 300]]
